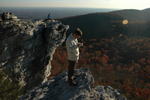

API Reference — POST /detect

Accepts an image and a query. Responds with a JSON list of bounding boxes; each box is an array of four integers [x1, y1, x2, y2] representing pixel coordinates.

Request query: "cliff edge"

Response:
[[20, 68, 127, 100]]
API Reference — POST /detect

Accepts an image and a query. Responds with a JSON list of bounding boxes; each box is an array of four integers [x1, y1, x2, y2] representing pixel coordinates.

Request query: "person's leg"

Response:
[[68, 60, 76, 85]]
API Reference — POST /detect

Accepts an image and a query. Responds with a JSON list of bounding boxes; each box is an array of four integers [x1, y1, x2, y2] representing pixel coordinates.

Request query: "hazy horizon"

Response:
[[0, 0, 150, 10], [0, 7, 118, 19]]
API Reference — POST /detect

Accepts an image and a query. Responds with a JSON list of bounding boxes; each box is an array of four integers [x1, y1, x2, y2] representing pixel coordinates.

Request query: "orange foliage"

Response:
[[51, 37, 150, 100]]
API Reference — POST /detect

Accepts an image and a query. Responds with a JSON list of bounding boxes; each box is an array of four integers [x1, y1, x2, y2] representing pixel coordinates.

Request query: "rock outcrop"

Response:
[[1, 12, 18, 21], [20, 68, 127, 100], [0, 13, 69, 88], [0, 13, 127, 100]]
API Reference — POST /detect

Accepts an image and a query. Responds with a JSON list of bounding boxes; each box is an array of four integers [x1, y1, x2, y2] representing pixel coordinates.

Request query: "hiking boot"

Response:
[[68, 78, 78, 86], [69, 82, 78, 86], [72, 76, 77, 80]]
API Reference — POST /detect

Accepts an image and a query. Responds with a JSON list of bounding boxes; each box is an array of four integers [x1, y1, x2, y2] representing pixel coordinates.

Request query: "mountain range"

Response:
[[60, 8, 150, 38]]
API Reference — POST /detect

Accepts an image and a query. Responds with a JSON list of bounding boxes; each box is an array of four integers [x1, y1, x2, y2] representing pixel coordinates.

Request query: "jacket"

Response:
[[66, 33, 79, 61]]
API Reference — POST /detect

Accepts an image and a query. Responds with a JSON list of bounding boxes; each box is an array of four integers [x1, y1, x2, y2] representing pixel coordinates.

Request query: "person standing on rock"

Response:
[[66, 28, 83, 86], [47, 13, 52, 19]]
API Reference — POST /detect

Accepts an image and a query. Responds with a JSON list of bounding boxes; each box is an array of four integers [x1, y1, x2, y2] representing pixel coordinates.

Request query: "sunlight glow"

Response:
[[122, 20, 129, 25]]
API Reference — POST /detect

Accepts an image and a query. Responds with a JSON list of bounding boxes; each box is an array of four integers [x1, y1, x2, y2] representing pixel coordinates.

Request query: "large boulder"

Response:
[[20, 68, 127, 100], [0, 13, 69, 89], [1, 12, 19, 21]]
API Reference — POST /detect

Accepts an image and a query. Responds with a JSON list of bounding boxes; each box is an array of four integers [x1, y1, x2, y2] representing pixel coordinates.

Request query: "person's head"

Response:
[[73, 28, 82, 39]]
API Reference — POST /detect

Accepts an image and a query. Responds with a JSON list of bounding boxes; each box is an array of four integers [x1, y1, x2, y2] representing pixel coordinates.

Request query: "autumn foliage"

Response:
[[51, 36, 150, 100]]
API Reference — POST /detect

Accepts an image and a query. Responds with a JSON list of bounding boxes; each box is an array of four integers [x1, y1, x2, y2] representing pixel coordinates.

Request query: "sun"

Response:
[[122, 19, 129, 25]]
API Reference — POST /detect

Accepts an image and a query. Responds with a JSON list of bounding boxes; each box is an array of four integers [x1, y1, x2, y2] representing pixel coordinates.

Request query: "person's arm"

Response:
[[78, 42, 83, 47], [67, 40, 78, 49]]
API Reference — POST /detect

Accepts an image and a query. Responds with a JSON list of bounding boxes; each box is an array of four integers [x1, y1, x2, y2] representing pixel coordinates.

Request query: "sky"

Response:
[[0, 0, 150, 9]]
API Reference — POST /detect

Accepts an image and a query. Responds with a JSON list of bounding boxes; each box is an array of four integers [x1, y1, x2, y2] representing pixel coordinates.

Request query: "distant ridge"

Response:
[[0, 7, 117, 19], [61, 8, 150, 38]]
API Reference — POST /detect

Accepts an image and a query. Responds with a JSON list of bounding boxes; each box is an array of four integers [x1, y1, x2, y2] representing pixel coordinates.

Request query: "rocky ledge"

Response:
[[0, 12, 69, 88], [20, 68, 127, 100]]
